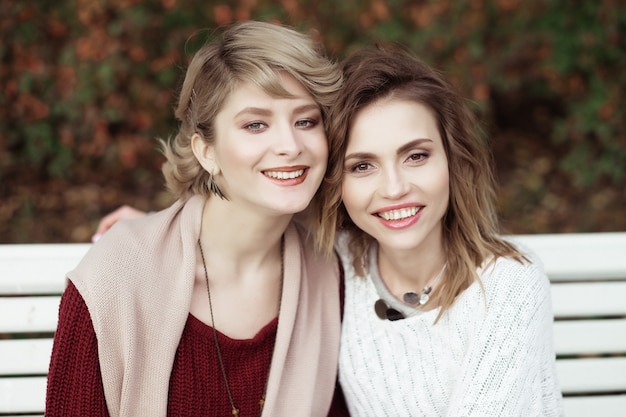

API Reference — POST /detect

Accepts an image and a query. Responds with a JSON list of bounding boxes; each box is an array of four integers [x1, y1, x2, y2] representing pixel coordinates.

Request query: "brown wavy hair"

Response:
[[160, 21, 343, 254], [325, 44, 524, 318]]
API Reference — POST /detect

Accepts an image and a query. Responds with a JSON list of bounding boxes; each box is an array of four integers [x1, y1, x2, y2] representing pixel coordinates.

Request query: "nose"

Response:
[[273, 123, 303, 156], [379, 166, 410, 199]]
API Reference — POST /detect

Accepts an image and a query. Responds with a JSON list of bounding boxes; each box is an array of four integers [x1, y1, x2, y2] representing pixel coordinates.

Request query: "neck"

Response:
[[377, 244, 447, 296], [199, 198, 289, 282], [202, 197, 291, 253], [192, 199, 286, 339]]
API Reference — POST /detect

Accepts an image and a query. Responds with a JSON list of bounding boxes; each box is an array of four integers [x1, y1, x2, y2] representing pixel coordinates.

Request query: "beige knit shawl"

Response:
[[68, 195, 341, 416]]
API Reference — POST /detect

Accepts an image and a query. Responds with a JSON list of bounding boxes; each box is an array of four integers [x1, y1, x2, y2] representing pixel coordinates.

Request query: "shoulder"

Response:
[[333, 230, 350, 255], [72, 209, 168, 276], [68, 197, 201, 298], [485, 237, 548, 284], [333, 230, 354, 266], [480, 246, 551, 311], [333, 230, 360, 281]]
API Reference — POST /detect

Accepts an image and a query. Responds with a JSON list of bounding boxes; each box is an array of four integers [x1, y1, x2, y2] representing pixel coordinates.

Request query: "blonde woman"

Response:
[[47, 21, 348, 416]]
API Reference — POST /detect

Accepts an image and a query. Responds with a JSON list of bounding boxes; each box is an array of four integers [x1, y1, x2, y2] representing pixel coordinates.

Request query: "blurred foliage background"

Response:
[[1, 0, 624, 243]]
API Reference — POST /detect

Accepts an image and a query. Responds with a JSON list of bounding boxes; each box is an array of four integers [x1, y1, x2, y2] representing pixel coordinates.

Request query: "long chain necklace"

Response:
[[198, 236, 284, 417]]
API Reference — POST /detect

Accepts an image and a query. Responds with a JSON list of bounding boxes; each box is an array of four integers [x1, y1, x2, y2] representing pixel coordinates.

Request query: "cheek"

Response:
[[216, 141, 252, 166], [434, 169, 450, 209], [304, 134, 328, 177], [341, 178, 362, 214], [311, 133, 329, 162]]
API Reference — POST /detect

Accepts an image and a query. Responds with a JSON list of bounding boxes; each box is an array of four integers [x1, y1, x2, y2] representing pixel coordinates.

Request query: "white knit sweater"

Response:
[[337, 238, 564, 417]]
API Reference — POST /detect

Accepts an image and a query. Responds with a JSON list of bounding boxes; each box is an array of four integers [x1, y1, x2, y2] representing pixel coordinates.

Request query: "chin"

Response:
[[282, 192, 318, 209], [375, 234, 426, 251], [268, 200, 310, 216], [284, 203, 312, 215]]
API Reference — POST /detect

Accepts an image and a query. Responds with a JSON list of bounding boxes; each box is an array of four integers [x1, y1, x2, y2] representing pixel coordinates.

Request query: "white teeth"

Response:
[[264, 169, 305, 180], [378, 207, 420, 221]]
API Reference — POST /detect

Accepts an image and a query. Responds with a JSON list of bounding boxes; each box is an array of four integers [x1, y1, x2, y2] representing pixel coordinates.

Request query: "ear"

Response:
[[191, 133, 221, 175]]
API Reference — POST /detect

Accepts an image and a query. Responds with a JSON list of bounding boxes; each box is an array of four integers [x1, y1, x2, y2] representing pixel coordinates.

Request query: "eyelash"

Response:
[[295, 118, 319, 128], [244, 122, 266, 131], [243, 118, 319, 132], [407, 152, 429, 162], [346, 152, 430, 173], [347, 162, 372, 173]]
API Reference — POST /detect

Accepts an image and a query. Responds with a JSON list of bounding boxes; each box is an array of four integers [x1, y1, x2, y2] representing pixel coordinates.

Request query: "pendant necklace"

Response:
[[402, 262, 447, 306], [198, 236, 284, 417]]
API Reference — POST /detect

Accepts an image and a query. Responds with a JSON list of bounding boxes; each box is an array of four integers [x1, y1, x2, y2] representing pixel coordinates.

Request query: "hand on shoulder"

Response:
[[92, 205, 147, 242]]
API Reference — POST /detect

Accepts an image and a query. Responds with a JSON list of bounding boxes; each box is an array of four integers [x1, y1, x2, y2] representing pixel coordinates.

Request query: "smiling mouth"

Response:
[[263, 169, 305, 180], [376, 206, 422, 221]]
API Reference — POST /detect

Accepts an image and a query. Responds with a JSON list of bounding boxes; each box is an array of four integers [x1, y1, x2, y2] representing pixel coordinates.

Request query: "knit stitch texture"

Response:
[[47, 195, 341, 417], [337, 237, 564, 417], [46, 281, 276, 416]]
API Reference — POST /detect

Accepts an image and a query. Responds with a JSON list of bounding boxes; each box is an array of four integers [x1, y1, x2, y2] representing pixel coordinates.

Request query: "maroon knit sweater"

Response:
[[46, 281, 349, 416]]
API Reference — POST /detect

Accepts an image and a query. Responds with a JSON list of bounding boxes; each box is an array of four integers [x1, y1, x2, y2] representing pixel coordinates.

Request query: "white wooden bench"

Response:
[[1, 232, 625, 416]]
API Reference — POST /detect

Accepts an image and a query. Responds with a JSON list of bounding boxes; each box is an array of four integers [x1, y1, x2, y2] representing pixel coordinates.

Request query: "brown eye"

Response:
[[352, 162, 372, 172], [407, 152, 428, 162]]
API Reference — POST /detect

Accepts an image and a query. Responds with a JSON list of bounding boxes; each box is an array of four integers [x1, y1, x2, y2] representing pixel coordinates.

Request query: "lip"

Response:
[[262, 165, 309, 186], [373, 203, 423, 230]]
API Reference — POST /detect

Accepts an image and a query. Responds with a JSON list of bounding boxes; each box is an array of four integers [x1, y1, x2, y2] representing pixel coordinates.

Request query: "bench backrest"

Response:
[[512, 232, 626, 417], [0, 243, 89, 416], [1, 233, 625, 416]]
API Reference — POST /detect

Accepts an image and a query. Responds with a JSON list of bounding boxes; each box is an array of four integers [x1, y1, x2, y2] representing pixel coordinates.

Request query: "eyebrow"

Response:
[[234, 103, 320, 118], [235, 107, 272, 118], [293, 103, 321, 115], [344, 138, 433, 161]]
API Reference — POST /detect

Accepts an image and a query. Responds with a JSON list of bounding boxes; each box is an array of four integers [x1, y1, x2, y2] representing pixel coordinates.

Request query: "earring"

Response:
[[207, 171, 227, 200]]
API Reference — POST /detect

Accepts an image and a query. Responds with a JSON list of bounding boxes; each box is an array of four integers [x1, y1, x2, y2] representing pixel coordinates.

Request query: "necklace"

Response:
[[198, 236, 284, 417], [402, 262, 447, 306]]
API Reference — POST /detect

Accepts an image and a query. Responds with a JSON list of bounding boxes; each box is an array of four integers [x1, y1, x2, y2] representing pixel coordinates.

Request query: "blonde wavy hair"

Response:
[[160, 21, 342, 253], [325, 44, 525, 318]]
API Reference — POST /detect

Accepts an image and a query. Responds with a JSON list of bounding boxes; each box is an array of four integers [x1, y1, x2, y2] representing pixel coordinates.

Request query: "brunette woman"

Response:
[[326, 45, 563, 416]]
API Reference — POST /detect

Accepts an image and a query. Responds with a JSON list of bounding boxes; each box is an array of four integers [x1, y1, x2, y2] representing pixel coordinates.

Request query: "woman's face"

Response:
[[341, 97, 449, 254], [206, 72, 328, 217]]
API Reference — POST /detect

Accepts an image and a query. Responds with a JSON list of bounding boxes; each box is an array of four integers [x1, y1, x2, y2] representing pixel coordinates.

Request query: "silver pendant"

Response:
[[418, 292, 430, 305]]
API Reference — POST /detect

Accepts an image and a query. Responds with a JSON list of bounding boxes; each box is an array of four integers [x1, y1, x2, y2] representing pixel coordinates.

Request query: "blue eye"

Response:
[[244, 122, 267, 131], [295, 119, 318, 128]]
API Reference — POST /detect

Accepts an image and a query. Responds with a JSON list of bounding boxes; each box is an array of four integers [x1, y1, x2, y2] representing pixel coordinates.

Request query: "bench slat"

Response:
[[0, 244, 89, 295], [0, 296, 60, 333], [557, 357, 626, 393], [553, 318, 626, 355], [0, 376, 45, 413], [511, 232, 626, 281], [0, 339, 53, 376], [551, 282, 626, 317], [1, 234, 625, 414], [562, 394, 626, 417]]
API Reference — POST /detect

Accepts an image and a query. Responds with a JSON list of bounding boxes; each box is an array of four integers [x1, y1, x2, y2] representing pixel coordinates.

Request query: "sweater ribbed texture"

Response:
[[169, 314, 276, 415], [46, 281, 276, 416], [47, 195, 342, 417], [337, 238, 564, 417], [46, 281, 109, 416]]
